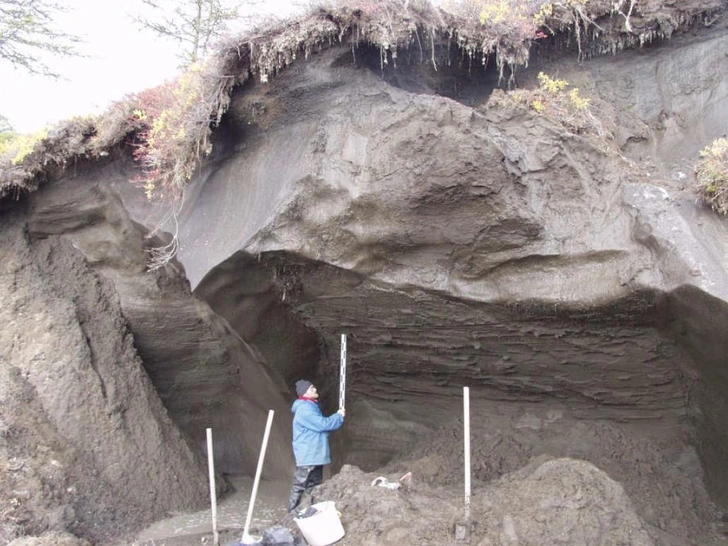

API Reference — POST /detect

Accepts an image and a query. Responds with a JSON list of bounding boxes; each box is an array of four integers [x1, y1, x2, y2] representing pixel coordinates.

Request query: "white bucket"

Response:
[[294, 501, 345, 546]]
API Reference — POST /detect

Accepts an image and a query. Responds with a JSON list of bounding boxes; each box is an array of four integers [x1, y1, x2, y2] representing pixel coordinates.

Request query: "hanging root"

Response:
[[613, 0, 636, 33], [145, 199, 183, 271]]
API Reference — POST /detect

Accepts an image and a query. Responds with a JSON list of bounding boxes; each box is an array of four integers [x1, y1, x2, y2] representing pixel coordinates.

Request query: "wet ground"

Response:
[[135, 477, 291, 546]]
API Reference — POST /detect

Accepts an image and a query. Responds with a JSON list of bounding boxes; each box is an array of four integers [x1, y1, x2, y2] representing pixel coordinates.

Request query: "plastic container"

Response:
[[294, 501, 345, 546]]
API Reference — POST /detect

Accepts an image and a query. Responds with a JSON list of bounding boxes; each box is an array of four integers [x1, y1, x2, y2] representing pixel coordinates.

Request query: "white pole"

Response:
[[241, 410, 275, 544], [463, 387, 471, 523], [206, 428, 219, 546], [339, 334, 347, 411]]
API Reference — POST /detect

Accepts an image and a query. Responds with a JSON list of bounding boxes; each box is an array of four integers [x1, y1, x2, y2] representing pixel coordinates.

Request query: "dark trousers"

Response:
[[287, 465, 323, 512]]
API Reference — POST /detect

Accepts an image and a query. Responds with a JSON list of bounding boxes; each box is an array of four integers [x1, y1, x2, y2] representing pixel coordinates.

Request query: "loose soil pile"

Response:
[[311, 411, 726, 546], [130, 411, 727, 546], [317, 460, 653, 546]]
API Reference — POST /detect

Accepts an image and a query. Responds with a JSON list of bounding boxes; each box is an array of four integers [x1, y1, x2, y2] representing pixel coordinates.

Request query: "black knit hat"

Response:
[[295, 379, 313, 397]]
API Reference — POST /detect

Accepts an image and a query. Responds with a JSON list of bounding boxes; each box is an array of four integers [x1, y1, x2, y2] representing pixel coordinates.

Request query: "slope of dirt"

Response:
[[387, 411, 722, 544], [0, 207, 208, 543], [315, 460, 655, 546], [24, 166, 295, 479]]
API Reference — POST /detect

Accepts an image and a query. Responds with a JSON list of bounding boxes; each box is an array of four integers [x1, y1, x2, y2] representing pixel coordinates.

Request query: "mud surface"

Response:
[[132, 476, 290, 546]]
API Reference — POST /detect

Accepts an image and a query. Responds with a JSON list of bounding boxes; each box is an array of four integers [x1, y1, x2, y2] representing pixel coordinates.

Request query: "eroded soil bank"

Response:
[[3, 2, 728, 546]]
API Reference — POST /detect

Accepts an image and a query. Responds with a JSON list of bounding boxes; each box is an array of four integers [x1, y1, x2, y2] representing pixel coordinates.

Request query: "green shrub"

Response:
[[696, 137, 728, 215], [508, 72, 603, 135], [0, 130, 49, 165], [126, 64, 214, 202]]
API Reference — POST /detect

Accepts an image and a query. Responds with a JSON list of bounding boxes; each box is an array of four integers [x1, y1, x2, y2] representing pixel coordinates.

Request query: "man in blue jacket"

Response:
[[287, 379, 345, 513]]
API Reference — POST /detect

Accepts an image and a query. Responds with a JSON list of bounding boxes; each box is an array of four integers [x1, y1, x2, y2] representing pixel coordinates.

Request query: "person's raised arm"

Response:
[[297, 404, 344, 432]]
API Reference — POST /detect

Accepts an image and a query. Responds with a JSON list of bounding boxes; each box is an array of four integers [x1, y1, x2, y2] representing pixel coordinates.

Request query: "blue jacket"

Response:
[[291, 399, 344, 466]]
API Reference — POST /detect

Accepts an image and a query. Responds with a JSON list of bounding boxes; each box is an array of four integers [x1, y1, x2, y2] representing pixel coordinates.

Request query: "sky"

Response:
[[0, 0, 300, 133]]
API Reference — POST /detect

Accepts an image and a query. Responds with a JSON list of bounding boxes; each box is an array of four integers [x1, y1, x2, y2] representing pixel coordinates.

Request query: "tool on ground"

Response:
[[206, 428, 219, 546], [370, 476, 401, 490], [398, 471, 413, 491], [339, 334, 347, 412], [241, 410, 275, 545]]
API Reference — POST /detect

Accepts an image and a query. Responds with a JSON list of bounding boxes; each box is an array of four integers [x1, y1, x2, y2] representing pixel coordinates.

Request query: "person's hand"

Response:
[[337, 408, 346, 418]]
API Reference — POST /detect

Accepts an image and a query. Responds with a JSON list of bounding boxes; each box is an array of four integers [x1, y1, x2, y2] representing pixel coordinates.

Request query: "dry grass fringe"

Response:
[[2, 0, 723, 199], [0, 0, 725, 264]]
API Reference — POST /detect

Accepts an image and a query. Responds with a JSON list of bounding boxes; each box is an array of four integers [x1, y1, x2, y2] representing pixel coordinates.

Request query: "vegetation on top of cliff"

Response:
[[696, 138, 728, 216], [0, 0, 724, 258], [510, 71, 605, 136]]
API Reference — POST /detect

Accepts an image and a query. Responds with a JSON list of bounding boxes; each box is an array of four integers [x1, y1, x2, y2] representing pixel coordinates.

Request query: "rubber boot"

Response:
[[288, 490, 303, 513]]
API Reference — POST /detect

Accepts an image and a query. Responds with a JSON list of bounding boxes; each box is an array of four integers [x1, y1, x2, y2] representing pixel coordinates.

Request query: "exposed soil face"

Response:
[[2, 4, 728, 546], [0, 207, 208, 543], [187, 21, 728, 524]]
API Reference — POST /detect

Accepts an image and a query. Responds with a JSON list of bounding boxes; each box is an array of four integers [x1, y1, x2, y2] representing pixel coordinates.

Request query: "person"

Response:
[[287, 379, 345, 513]]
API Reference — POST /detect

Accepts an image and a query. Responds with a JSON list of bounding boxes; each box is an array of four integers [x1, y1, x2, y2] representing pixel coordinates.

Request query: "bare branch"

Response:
[[0, 0, 83, 77], [133, 0, 240, 66]]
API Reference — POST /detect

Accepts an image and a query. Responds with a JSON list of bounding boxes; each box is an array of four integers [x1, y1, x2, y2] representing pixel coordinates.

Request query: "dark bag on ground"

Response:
[[262, 525, 304, 546]]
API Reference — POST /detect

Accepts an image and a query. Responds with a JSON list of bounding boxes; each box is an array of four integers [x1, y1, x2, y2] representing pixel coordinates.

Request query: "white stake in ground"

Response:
[[241, 410, 275, 545], [206, 428, 219, 546], [339, 334, 347, 411], [463, 386, 471, 523]]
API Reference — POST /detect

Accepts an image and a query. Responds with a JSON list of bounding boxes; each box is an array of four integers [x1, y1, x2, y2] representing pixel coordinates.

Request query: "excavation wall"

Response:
[[2, 10, 728, 546]]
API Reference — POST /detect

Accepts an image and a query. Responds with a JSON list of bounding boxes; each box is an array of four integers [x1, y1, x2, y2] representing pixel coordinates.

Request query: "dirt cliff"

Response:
[[2, 1, 728, 545]]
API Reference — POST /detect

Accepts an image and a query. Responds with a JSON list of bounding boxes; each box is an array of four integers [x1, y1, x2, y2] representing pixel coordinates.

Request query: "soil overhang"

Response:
[[3, 1, 728, 543]]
